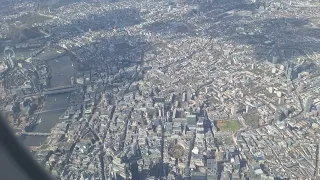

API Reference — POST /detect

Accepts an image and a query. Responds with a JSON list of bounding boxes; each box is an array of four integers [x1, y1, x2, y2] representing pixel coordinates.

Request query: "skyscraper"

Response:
[[186, 114, 196, 130], [186, 88, 191, 102], [274, 109, 284, 122], [178, 82, 182, 95], [304, 96, 313, 115], [287, 67, 293, 80], [207, 158, 218, 180], [272, 56, 278, 64], [231, 104, 237, 117], [245, 105, 250, 113]]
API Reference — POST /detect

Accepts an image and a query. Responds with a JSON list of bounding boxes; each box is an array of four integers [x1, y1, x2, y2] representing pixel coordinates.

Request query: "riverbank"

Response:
[[23, 47, 75, 146]]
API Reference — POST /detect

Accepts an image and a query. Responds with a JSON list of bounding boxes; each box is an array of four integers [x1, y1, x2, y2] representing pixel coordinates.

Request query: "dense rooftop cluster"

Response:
[[1, 0, 320, 179]]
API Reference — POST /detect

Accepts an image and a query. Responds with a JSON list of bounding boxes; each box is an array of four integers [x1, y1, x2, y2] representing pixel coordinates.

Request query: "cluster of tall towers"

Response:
[[285, 61, 294, 80]]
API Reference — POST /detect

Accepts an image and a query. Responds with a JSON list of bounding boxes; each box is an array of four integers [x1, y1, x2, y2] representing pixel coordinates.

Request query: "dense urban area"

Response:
[[1, 0, 320, 179]]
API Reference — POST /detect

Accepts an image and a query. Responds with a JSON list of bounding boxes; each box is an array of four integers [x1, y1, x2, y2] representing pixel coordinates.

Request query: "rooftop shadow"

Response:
[[184, 0, 258, 14], [161, 1, 320, 64], [230, 17, 320, 63], [144, 19, 196, 36], [153, 1, 319, 65], [67, 34, 148, 72], [43, 7, 143, 42], [144, 0, 258, 38]]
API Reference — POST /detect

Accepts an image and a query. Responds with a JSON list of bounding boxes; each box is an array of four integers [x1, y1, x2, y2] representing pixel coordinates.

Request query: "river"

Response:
[[22, 49, 75, 146]]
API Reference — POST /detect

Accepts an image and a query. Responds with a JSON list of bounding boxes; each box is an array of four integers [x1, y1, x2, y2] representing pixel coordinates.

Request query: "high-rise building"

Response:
[[207, 159, 218, 180], [245, 105, 250, 113], [287, 67, 293, 80], [317, 105, 320, 115], [272, 56, 278, 64], [231, 104, 237, 117], [191, 172, 206, 180], [187, 114, 197, 130], [205, 87, 209, 94], [278, 97, 284, 105], [195, 97, 200, 109], [186, 88, 192, 102], [178, 83, 182, 95], [287, 85, 292, 94], [274, 109, 284, 122], [304, 96, 313, 115]]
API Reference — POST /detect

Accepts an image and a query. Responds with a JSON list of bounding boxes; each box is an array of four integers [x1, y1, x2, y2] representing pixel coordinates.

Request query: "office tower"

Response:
[[186, 114, 196, 130], [285, 61, 290, 73], [287, 85, 292, 94], [274, 109, 283, 122], [287, 67, 292, 80], [251, 63, 255, 70], [186, 88, 191, 102], [317, 105, 320, 115], [178, 82, 182, 95], [281, 107, 289, 117], [278, 97, 284, 105], [304, 96, 313, 114], [272, 56, 278, 64], [245, 105, 250, 113], [196, 118, 205, 142], [231, 104, 237, 117], [207, 159, 218, 180], [195, 97, 199, 109], [182, 92, 186, 102]]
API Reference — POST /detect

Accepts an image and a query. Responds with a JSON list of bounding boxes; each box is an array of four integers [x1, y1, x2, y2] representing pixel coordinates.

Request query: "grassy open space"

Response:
[[218, 120, 241, 131]]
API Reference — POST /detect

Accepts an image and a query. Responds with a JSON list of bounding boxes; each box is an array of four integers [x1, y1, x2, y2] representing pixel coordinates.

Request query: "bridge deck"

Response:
[[44, 85, 74, 92], [17, 132, 65, 137], [43, 87, 77, 95]]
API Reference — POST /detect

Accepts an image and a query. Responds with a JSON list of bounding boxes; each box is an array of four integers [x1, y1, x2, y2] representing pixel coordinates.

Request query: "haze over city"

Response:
[[1, 0, 320, 179]]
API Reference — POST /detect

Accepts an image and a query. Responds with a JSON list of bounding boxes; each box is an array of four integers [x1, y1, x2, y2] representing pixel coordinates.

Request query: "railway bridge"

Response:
[[43, 85, 78, 95], [18, 132, 65, 137]]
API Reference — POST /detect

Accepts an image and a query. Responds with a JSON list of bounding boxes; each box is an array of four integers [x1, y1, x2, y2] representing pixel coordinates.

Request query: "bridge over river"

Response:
[[43, 85, 78, 95], [18, 132, 65, 137], [22, 85, 78, 98]]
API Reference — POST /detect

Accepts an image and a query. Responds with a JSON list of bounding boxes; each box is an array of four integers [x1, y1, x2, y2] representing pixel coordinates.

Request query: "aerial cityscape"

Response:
[[1, 0, 320, 179]]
